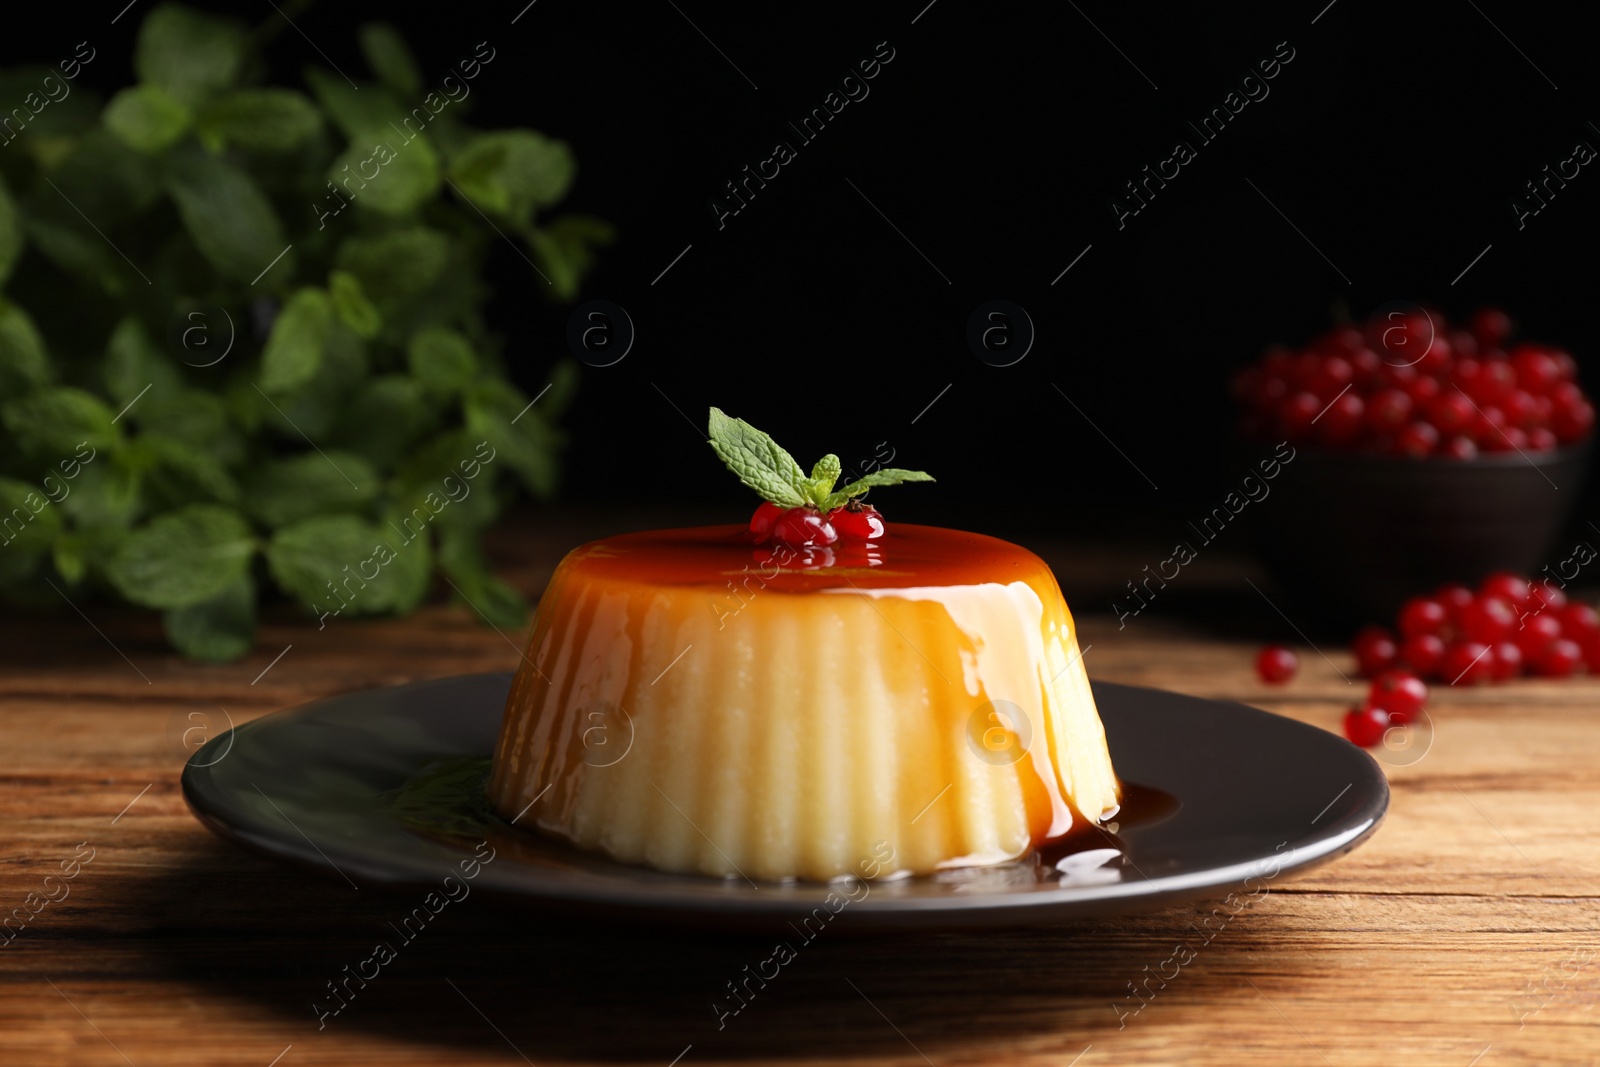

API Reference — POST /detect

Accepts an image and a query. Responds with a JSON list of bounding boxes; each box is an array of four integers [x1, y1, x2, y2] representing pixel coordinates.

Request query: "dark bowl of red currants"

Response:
[[1232, 307, 1593, 626]]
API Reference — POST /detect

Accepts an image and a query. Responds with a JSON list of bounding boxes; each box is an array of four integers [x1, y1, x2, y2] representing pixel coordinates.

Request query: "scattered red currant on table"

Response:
[[1234, 307, 1593, 455], [1254, 644, 1299, 683]]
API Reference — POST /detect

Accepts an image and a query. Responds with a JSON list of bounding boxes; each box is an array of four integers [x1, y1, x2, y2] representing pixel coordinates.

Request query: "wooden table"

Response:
[[3, 511, 1597, 1066]]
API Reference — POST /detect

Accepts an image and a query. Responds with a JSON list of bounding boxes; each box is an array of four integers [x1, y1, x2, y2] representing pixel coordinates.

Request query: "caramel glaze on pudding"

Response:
[[488, 524, 1121, 883]]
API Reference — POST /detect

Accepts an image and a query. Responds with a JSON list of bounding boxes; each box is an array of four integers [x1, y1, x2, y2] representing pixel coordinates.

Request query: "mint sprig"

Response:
[[707, 407, 933, 510]]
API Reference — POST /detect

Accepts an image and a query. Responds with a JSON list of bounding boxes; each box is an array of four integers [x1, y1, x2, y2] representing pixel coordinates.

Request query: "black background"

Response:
[[14, 1, 1600, 541]]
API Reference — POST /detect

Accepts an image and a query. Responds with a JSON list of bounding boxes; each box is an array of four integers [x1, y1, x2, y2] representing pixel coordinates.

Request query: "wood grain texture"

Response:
[[2, 512, 1598, 1066]]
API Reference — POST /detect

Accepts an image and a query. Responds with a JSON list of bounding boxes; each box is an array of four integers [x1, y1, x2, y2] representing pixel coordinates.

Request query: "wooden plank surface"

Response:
[[2, 511, 1597, 1067]]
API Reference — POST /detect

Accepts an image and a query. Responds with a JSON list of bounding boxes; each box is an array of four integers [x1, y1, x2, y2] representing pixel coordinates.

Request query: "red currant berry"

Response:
[[1442, 640, 1494, 685], [1343, 705, 1391, 747], [1400, 633, 1447, 677], [1516, 612, 1564, 658], [1255, 644, 1299, 684], [1558, 602, 1600, 639], [1501, 389, 1539, 429], [1527, 580, 1568, 613], [1316, 393, 1365, 445], [1533, 637, 1583, 678], [1551, 350, 1578, 382], [1435, 583, 1475, 624], [1527, 427, 1559, 451], [772, 507, 837, 548], [1353, 626, 1399, 676], [1448, 328, 1480, 360], [1490, 640, 1524, 681], [1427, 391, 1476, 436], [828, 503, 885, 542], [1399, 596, 1448, 638], [1349, 347, 1382, 385], [1279, 391, 1323, 441], [1307, 356, 1354, 399], [1479, 572, 1532, 609], [1511, 344, 1561, 394], [749, 501, 786, 543], [1460, 595, 1517, 643], [1394, 421, 1441, 457], [1403, 375, 1441, 407], [1471, 359, 1517, 405], [1416, 334, 1453, 375], [1470, 307, 1513, 347], [1441, 436, 1479, 459], [1369, 670, 1428, 724], [1553, 399, 1594, 444], [1366, 388, 1413, 434]]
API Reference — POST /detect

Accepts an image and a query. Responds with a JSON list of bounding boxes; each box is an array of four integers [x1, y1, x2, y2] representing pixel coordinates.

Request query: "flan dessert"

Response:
[[488, 410, 1120, 881]]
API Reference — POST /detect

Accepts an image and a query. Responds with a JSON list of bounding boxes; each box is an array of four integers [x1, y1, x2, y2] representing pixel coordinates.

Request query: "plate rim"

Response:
[[181, 672, 1389, 925]]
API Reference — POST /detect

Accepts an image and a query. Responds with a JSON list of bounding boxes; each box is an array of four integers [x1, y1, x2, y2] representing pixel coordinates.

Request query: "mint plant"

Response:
[[0, 4, 611, 660]]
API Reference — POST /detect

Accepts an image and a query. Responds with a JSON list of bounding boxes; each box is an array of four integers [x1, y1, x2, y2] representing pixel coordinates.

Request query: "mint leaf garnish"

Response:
[[707, 407, 809, 507], [823, 469, 935, 510], [707, 408, 933, 509]]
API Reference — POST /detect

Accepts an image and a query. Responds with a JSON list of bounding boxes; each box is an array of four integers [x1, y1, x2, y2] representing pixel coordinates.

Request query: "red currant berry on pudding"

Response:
[[1442, 640, 1493, 685], [772, 507, 837, 547], [1353, 625, 1399, 676], [1398, 596, 1448, 638], [1343, 705, 1390, 747], [1369, 670, 1427, 724], [749, 501, 786, 542], [828, 503, 885, 542], [1255, 644, 1298, 683], [1533, 638, 1583, 678], [1400, 633, 1447, 677]]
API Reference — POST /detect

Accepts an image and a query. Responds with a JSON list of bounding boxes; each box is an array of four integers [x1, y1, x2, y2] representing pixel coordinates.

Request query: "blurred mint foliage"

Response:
[[0, 4, 612, 661]]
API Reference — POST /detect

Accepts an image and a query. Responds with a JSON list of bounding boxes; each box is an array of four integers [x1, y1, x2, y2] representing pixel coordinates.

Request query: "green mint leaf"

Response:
[[706, 407, 808, 507], [165, 147, 290, 283], [260, 288, 333, 393], [104, 504, 255, 610], [358, 23, 423, 97], [136, 433, 241, 507], [804, 454, 841, 507], [267, 515, 429, 617], [0, 175, 22, 287], [103, 85, 191, 153], [407, 326, 478, 395], [328, 133, 441, 217], [135, 3, 247, 107], [330, 375, 437, 468], [163, 575, 255, 662], [0, 477, 62, 556], [438, 526, 528, 629], [2, 387, 121, 457], [303, 68, 404, 139], [448, 130, 576, 227], [197, 88, 321, 153], [0, 299, 52, 396], [335, 227, 450, 301], [104, 316, 181, 413], [329, 271, 381, 338], [823, 468, 935, 511], [59, 459, 142, 531], [527, 214, 615, 302], [243, 450, 377, 528], [465, 395, 559, 500]]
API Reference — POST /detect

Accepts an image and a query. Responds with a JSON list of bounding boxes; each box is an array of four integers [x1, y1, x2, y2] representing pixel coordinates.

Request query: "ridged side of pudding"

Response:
[[488, 524, 1119, 882]]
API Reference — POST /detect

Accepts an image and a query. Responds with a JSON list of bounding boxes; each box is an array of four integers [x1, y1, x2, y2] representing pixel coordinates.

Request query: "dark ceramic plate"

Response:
[[182, 673, 1387, 929]]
